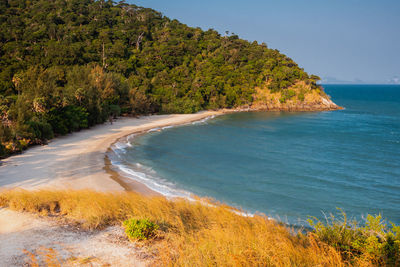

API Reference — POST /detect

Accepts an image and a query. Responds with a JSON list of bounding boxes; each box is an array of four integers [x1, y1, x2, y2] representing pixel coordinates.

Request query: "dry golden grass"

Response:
[[23, 246, 103, 266], [0, 189, 352, 266], [23, 247, 62, 267]]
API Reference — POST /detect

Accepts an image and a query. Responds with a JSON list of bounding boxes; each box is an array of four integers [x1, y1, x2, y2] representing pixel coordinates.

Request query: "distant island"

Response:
[[320, 76, 400, 85], [0, 0, 339, 158]]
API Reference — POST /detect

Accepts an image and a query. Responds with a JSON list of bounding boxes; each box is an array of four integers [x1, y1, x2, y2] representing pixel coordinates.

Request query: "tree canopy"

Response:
[[0, 0, 321, 157]]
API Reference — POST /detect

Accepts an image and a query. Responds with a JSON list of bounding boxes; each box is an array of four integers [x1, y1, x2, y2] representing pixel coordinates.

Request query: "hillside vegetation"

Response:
[[0, 190, 399, 266], [0, 0, 329, 157]]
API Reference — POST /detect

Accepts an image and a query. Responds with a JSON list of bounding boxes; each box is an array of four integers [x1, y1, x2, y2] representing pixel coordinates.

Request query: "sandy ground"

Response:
[[0, 111, 222, 266], [0, 208, 148, 266]]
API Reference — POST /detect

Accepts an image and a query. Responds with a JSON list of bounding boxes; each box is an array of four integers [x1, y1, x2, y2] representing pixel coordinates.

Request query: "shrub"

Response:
[[108, 104, 121, 118], [46, 105, 88, 135], [279, 89, 296, 103], [18, 138, 29, 149], [123, 218, 159, 241], [0, 142, 6, 158], [308, 209, 400, 265], [298, 92, 305, 101], [27, 119, 54, 140], [161, 98, 202, 114]]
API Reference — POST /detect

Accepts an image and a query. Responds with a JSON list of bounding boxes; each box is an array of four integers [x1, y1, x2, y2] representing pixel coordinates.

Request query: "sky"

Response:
[[131, 0, 400, 84]]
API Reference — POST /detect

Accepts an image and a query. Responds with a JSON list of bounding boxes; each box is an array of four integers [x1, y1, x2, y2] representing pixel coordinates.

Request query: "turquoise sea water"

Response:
[[110, 85, 400, 225]]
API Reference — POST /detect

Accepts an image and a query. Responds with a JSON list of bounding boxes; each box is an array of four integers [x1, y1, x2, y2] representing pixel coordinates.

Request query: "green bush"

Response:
[[298, 92, 305, 101], [123, 218, 159, 241], [308, 209, 400, 265], [46, 106, 88, 135], [18, 139, 29, 150], [279, 89, 296, 103], [161, 98, 202, 114], [0, 142, 6, 158], [108, 104, 121, 118], [27, 119, 54, 140]]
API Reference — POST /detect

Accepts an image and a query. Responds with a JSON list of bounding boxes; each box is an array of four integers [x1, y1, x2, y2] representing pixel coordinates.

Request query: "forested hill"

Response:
[[0, 0, 331, 157]]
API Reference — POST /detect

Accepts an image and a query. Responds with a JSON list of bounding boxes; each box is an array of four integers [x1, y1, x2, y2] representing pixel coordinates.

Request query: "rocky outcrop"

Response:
[[249, 81, 343, 112]]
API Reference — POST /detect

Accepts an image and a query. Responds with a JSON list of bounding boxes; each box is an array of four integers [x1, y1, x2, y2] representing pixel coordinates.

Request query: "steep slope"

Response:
[[251, 81, 341, 111]]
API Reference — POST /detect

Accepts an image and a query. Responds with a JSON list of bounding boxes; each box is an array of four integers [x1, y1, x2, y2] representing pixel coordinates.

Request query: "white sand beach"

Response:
[[0, 111, 221, 193]]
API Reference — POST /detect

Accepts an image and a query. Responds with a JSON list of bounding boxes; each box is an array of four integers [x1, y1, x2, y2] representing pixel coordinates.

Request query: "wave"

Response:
[[162, 125, 175, 130], [147, 127, 161, 132], [109, 119, 204, 199], [191, 115, 215, 125], [109, 139, 192, 199], [144, 115, 216, 134]]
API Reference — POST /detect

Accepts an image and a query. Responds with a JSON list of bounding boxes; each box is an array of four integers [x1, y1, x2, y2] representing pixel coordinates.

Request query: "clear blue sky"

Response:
[[131, 0, 400, 83]]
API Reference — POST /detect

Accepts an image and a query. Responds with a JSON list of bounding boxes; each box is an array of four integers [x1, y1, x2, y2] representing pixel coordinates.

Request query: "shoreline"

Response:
[[0, 110, 225, 193], [0, 105, 341, 195], [103, 103, 343, 200], [104, 111, 228, 196]]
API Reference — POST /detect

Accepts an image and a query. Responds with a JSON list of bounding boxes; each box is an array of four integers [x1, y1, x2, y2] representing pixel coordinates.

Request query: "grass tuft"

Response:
[[123, 218, 159, 241]]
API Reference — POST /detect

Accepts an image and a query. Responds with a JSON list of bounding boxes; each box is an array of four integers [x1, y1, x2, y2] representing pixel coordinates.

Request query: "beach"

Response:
[[0, 111, 222, 193]]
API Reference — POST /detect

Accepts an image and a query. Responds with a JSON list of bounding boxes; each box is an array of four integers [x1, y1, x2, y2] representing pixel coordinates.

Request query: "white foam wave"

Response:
[[112, 159, 193, 199], [162, 125, 175, 130], [112, 142, 130, 154], [191, 115, 215, 125], [114, 142, 128, 150], [147, 127, 160, 132]]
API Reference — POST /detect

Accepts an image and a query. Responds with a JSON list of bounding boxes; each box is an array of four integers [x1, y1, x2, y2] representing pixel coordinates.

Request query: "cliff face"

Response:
[[250, 81, 342, 111]]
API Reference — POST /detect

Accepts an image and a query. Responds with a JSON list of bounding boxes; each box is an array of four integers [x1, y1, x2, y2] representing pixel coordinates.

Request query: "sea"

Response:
[[108, 85, 400, 226]]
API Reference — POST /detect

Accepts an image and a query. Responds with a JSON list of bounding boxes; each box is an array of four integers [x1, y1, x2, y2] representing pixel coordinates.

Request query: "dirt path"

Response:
[[0, 209, 148, 266]]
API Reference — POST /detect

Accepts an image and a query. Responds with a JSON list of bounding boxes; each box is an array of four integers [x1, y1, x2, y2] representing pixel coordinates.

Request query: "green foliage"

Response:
[[46, 106, 88, 135], [0, 0, 321, 156], [308, 209, 400, 265], [0, 142, 6, 158], [26, 119, 54, 140], [106, 104, 121, 118], [18, 138, 29, 149], [279, 89, 296, 103], [123, 218, 159, 241], [0, 122, 11, 143]]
